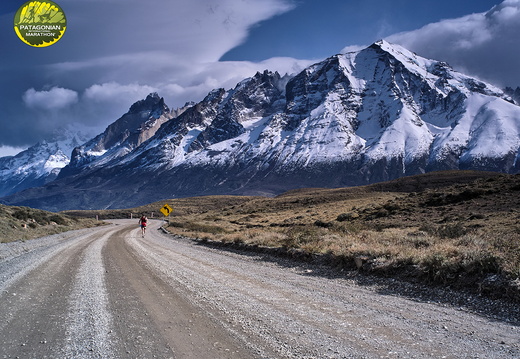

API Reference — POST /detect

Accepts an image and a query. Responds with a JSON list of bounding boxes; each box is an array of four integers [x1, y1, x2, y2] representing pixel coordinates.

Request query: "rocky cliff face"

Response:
[[61, 93, 172, 176], [2, 41, 520, 210]]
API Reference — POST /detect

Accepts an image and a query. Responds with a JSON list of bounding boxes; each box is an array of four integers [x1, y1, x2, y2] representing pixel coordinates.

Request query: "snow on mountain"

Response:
[[0, 93, 174, 198], [2, 40, 520, 210], [152, 40, 518, 179], [61, 93, 174, 176], [0, 132, 88, 197], [504, 87, 520, 105]]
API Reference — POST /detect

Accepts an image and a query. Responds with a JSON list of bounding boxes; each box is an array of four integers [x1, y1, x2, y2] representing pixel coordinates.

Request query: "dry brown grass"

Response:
[[160, 171, 520, 298], [0, 204, 104, 243]]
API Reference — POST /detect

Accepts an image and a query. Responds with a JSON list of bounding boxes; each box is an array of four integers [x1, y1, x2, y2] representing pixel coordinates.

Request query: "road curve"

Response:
[[0, 219, 518, 358]]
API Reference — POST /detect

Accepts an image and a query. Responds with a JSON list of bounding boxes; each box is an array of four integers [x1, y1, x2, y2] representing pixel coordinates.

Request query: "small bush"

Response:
[[337, 212, 359, 222], [383, 202, 401, 212], [168, 221, 227, 234], [419, 222, 468, 239], [12, 209, 30, 221], [314, 220, 332, 228], [461, 250, 501, 275], [423, 189, 485, 207], [437, 223, 468, 239], [49, 215, 68, 226], [420, 253, 460, 283], [372, 207, 390, 218], [282, 226, 321, 249], [406, 236, 431, 249]]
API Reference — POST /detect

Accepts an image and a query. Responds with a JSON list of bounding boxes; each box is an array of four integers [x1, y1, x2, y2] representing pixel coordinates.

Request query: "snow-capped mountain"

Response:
[[59, 92, 174, 177], [2, 40, 520, 210], [0, 132, 87, 197]]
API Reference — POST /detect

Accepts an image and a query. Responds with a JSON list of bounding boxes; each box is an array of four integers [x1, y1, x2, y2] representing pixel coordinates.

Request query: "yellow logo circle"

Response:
[[14, 1, 67, 47]]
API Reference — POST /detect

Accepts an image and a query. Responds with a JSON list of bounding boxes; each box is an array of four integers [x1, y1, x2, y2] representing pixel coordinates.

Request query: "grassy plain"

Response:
[[66, 170, 520, 299]]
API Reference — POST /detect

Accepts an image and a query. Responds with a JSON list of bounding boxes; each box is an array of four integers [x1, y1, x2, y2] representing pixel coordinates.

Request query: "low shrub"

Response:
[[49, 214, 68, 226], [314, 220, 333, 228], [419, 222, 468, 239], [168, 221, 228, 234], [336, 212, 359, 222]]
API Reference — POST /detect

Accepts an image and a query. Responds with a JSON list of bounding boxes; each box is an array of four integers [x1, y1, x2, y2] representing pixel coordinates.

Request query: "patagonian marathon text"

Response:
[[19, 25, 62, 31]]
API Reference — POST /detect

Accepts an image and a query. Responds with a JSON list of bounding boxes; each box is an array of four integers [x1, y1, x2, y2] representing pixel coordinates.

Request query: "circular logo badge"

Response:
[[14, 1, 67, 47]]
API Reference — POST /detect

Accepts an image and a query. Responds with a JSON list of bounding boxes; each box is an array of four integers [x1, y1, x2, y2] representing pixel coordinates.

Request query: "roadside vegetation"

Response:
[[160, 171, 520, 300], [0, 205, 103, 243]]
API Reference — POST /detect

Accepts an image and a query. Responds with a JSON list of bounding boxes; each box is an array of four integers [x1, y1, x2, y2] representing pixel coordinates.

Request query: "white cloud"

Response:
[[155, 56, 313, 107], [23, 87, 79, 110], [84, 82, 159, 104], [75, 55, 312, 111], [58, 0, 295, 62], [384, 0, 520, 87], [0, 145, 27, 158], [39, 0, 303, 110], [340, 45, 366, 54]]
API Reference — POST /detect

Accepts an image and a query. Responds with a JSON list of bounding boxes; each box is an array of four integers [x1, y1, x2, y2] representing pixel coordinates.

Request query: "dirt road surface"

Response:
[[0, 219, 518, 358]]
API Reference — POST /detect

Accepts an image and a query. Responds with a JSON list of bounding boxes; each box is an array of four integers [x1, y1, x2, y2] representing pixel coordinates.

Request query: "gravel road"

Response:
[[0, 219, 518, 358]]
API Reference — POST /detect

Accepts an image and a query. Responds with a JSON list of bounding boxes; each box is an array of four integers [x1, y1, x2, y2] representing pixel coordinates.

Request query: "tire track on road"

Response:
[[62, 229, 118, 358], [103, 222, 257, 359], [0, 226, 112, 358], [125, 222, 370, 358]]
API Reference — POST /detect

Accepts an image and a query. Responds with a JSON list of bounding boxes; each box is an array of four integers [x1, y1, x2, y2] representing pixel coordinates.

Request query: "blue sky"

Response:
[[0, 0, 518, 156], [222, 0, 500, 61]]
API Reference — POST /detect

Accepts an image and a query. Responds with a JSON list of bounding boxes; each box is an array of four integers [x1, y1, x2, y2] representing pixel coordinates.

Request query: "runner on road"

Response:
[[138, 214, 148, 237]]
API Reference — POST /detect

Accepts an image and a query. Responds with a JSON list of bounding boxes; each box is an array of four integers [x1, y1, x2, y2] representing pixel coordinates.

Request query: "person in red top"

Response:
[[138, 214, 147, 237]]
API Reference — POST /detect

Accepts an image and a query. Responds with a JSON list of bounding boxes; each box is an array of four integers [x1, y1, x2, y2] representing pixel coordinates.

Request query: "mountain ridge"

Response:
[[2, 40, 519, 210], [0, 133, 88, 197]]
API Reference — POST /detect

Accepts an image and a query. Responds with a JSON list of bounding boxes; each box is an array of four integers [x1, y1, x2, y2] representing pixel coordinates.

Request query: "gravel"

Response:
[[130, 220, 520, 358], [0, 228, 95, 294], [62, 231, 117, 358], [0, 219, 518, 358]]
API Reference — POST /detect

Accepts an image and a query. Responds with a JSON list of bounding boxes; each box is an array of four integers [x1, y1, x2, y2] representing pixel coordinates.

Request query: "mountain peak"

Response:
[[129, 92, 168, 114], [367, 39, 422, 63], [372, 38, 389, 47], [369, 39, 397, 52]]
